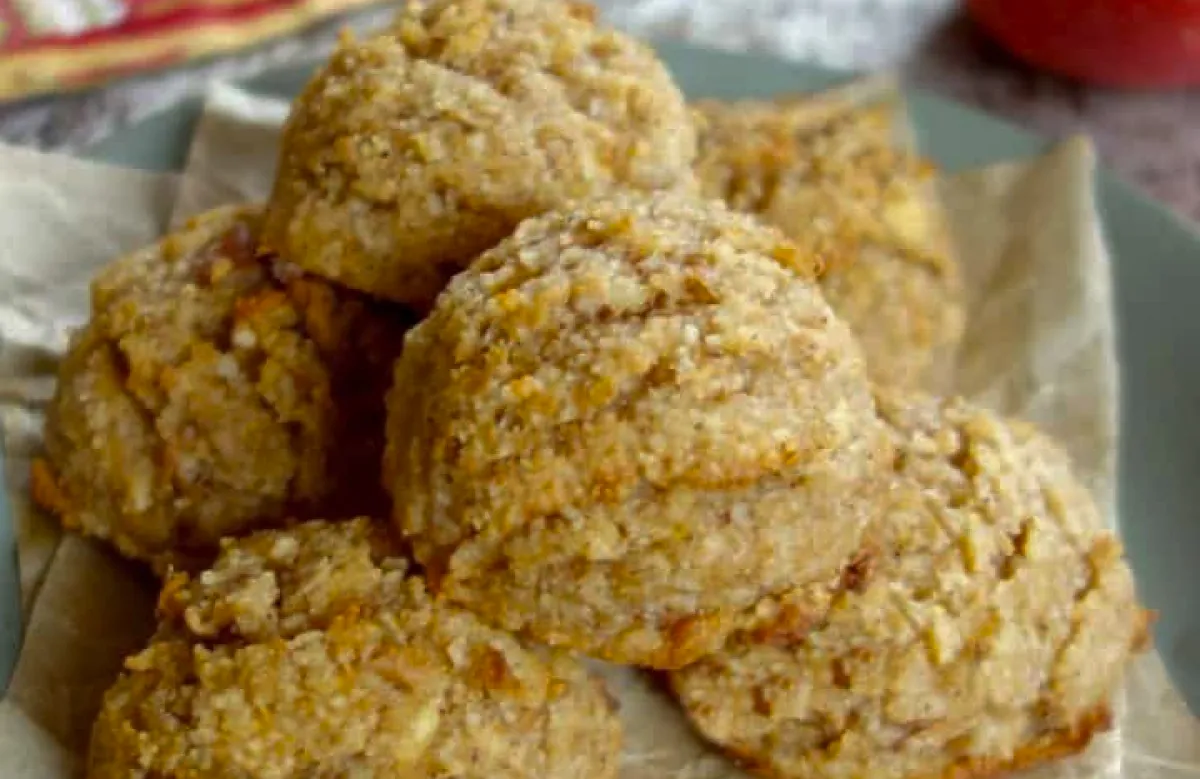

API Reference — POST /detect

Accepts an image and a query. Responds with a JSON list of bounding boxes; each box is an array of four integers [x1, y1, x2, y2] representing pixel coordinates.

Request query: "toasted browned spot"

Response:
[[30, 457, 70, 518]]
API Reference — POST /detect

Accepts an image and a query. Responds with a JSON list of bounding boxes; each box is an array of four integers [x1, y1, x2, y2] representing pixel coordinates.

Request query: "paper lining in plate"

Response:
[[0, 81, 1194, 778]]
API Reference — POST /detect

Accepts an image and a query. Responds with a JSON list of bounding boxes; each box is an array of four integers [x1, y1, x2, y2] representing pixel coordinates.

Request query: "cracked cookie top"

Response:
[[34, 205, 412, 573], [670, 390, 1148, 779]]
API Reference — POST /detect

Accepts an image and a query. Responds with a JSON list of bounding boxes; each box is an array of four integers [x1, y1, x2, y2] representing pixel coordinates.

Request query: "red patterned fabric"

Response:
[[0, 0, 383, 102]]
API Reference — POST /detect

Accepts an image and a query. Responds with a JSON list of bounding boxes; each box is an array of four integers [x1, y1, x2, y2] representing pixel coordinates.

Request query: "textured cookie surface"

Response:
[[671, 391, 1148, 779], [263, 0, 697, 308], [384, 192, 889, 668], [88, 519, 622, 779], [34, 206, 412, 573], [694, 97, 965, 390]]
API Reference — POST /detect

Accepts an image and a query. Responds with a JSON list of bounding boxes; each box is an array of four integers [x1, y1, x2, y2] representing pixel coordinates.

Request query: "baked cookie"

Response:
[[33, 205, 412, 574], [694, 95, 965, 390], [670, 391, 1149, 779], [88, 519, 621, 779], [263, 0, 697, 309], [383, 192, 890, 669]]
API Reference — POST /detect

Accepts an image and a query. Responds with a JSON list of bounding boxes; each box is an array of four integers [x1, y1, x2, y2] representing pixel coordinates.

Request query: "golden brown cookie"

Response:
[[34, 206, 413, 574], [263, 0, 697, 309], [693, 96, 965, 390], [88, 519, 621, 779], [383, 192, 890, 669], [670, 391, 1149, 779]]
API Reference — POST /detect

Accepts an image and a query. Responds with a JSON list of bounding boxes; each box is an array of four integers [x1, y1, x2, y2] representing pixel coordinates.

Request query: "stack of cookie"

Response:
[[32, 2, 1150, 778]]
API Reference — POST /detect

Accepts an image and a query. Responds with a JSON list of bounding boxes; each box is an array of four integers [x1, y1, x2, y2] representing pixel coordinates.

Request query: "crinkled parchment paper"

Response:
[[0, 81, 1195, 778]]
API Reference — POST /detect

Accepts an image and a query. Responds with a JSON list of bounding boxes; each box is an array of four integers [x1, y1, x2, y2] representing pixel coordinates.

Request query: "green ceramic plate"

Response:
[[3, 42, 1198, 716]]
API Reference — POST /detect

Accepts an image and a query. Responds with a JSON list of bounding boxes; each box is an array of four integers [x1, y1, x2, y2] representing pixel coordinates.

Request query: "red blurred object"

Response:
[[968, 0, 1200, 88]]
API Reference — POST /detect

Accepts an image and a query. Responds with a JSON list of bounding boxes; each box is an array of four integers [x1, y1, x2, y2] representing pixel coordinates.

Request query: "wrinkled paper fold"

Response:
[[0, 80, 1195, 778]]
